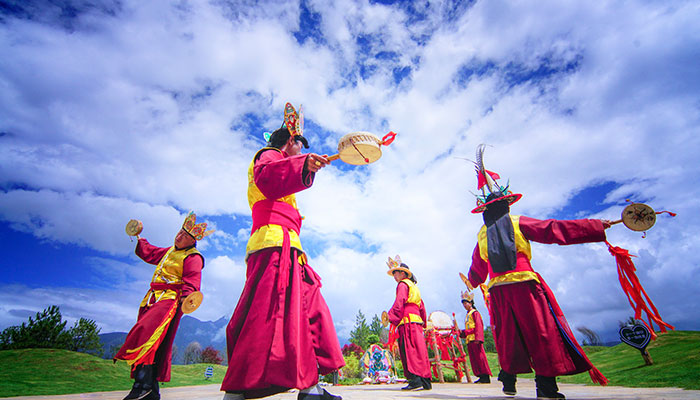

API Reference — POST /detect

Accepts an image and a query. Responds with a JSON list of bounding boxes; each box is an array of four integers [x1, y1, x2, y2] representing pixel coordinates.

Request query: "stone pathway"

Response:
[[4, 380, 700, 400]]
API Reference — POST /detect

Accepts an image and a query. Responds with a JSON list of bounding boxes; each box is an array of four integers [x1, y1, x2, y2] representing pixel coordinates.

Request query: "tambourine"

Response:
[[125, 219, 143, 236], [327, 131, 396, 165], [181, 291, 203, 314], [610, 203, 676, 232], [381, 311, 390, 328]]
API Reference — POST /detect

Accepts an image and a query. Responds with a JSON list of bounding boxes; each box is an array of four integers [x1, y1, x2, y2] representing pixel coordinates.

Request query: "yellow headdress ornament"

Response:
[[461, 290, 475, 302], [182, 212, 215, 241], [386, 255, 412, 278]]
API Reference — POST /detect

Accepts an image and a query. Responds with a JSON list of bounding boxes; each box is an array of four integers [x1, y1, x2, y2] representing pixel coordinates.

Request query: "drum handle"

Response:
[[610, 210, 676, 228], [327, 154, 340, 162]]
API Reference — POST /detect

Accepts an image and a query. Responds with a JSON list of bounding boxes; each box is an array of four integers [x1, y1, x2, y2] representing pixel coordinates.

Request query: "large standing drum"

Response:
[[429, 311, 454, 337]]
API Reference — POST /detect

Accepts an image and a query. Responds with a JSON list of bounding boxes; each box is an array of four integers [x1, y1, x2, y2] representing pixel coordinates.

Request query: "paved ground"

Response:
[[4, 380, 700, 400]]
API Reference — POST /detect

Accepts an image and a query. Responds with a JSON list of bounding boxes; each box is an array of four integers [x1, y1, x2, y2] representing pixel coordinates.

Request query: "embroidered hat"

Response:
[[471, 144, 522, 213], [283, 102, 309, 148], [461, 290, 475, 303], [182, 212, 215, 240], [386, 255, 412, 278]]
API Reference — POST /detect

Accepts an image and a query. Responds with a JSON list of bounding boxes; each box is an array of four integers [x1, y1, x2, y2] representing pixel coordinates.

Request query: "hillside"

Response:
[[509, 330, 700, 390], [0, 348, 226, 398]]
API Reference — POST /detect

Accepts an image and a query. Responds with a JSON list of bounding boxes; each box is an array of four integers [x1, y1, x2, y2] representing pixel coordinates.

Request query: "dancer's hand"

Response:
[[306, 153, 329, 173]]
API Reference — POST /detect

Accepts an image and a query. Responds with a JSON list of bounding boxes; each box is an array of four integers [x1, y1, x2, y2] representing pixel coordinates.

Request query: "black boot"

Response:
[[535, 375, 565, 399], [401, 377, 423, 390], [150, 379, 160, 400], [498, 370, 517, 396], [127, 364, 157, 400], [123, 365, 142, 400], [421, 377, 432, 390], [297, 387, 342, 399], [474, 374, 490, 384]]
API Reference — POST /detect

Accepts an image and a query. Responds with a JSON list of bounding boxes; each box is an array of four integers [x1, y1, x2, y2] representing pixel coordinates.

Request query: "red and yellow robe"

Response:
[[221, 148, 344, 398], [114, 238, 203, 382], [460, 309, 492, 377], [467, 216, 607, 383], [388, 279, 431, 379]]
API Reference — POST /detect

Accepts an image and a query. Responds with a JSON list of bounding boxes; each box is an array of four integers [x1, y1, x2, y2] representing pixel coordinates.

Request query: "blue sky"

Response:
[[1, 0, 699, 344]]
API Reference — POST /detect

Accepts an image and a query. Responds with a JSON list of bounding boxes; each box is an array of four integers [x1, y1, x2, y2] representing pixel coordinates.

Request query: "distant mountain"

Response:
[[171, 315, 228, 364], [99, 331, 128, 359], [99, 315, 229, 365]]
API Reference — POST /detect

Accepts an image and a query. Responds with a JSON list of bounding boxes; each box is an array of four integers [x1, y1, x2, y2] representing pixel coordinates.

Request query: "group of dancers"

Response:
[[114, 103, 614, 400]]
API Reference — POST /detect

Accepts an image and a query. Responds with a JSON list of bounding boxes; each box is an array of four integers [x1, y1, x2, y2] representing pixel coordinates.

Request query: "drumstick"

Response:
[[326, 152, 370, 163], [326, 143, 370, 163]]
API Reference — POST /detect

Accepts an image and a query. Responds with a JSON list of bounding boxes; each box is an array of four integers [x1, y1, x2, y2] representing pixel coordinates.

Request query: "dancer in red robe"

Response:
[[386, 255, 432, 391], [221, 103, 344, 400], [463, 145, 611, 399], [458, 291, 492, 383], [115, 212, 212, 400]]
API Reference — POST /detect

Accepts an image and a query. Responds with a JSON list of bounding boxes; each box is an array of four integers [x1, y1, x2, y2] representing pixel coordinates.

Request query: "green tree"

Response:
[[366, 333, 380, 346], [0, 306, 105, 356], [369, 314, 385, 336], [576, 326, 602, 346], [0, 305, 71, 350], [349, 309, 371, 350], [483, 326, 496, 353], [67, 317, 103, 356]]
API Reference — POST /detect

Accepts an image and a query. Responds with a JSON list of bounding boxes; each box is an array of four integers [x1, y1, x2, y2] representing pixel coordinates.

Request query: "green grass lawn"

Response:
[[0, 348, 226, 397], [1, 330, 698, 397], [483, 330, 700, 390]]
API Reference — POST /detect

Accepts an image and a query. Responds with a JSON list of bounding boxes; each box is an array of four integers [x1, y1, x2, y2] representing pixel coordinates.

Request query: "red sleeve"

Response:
[[473, 311, 485, 342], [254, 149, 313, 199], [419, 300, 427, 328], [180, 254, 203, 298], [468, 244, 488, 288], [388, 282, 408, 326], [135, 238, 170, 265], [518, 216, 606, 245]]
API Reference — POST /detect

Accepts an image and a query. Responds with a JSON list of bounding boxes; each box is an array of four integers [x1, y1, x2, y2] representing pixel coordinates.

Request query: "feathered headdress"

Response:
[[471, 144, 522, 213]]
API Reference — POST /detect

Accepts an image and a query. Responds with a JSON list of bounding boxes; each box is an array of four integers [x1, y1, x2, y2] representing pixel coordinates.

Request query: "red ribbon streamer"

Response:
[[606, 241, 675, 340], [381, 131, 397, 145]]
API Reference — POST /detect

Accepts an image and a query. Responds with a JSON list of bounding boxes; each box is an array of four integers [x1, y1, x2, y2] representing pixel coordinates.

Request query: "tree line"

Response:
[[0, 305, 103, 355]]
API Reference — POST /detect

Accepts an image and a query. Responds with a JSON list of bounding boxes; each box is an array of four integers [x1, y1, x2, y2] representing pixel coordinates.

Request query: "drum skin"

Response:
[[429, 310, 453, 337], [336, 132, 382, 165], [125, 219, 143, 236]]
